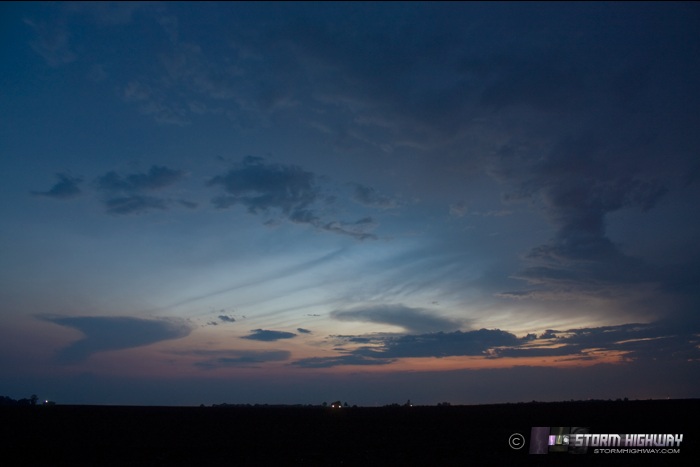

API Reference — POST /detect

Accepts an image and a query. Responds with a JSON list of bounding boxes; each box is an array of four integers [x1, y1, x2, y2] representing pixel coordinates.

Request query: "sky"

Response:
[[1, 2, 699, 406]]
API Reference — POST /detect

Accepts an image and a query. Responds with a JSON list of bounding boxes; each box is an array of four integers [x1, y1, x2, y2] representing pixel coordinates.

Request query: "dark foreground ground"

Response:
[[2, 399, 697, 466]]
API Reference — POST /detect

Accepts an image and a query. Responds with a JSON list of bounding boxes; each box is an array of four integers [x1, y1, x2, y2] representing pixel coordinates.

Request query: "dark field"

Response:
[[2, 400, 697, 466]]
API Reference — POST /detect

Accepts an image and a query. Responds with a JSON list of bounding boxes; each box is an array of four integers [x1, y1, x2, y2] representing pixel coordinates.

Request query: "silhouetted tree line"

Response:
[[0, 394, 40, 406]]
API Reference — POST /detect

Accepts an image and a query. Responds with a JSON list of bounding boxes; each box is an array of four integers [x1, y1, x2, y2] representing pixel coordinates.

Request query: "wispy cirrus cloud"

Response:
[[23, 18, 76, 67], [331, 304, 464, 333], [188, 349, 291, 369], [351, 183, 398, 210]]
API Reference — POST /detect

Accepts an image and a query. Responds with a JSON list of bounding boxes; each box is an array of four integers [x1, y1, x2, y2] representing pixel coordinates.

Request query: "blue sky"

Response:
[[1, 2, 699, 406]]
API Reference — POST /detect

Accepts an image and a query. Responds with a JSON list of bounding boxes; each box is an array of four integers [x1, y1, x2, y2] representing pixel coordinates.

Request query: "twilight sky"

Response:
[[2, 2, 699, 406]]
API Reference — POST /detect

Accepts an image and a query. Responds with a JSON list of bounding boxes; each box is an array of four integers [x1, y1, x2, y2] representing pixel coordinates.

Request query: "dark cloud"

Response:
[[218, 315, 236, 323], [103, 195, 168, 215], [292, 329, 522, 367], [95, 165, 186, 215], [291, 355, 395, 369], [296, 328, 311, 334], [241, 329, 297, 342], [535, 176, 668, 255], [351, 183, 397, 209], [207, 156, 318, 216], [32, 174, 83, 199], [178, 199, 198, 209], [320, 218, 378, 241], [123, 80, 190, 126], [191, 350, 291, 369], [208, 157, 378, 240], [491, 322, 700, 363], [23, 17, 76, 67], [464, 6, 700, 312], [39, 315, 191, 363], [211, 196, 237, 209], [493, 131, 675, 303], [314, 320, 700, 366], [97, 166, 185, 193], [449, 202, 468, 218], [359, 329, 521, 359], [331, 304, 463, 333], [492, 345, 583, 359], [514, 147, 669, 260], [552, 323, 698, 358]]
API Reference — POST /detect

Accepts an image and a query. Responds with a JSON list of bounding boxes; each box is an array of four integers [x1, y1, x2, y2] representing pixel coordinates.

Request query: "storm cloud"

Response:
[[6, 2, 699, 406], [315, 321, 700, 366], [40, 315, 192, 363]]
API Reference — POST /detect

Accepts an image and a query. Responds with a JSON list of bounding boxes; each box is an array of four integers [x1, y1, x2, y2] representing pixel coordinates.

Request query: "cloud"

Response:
[[23, 18, 76, 67], [39, 315, 192, 363], [178, 199, 198, 209], [97, 166, 185, 193], [207, 156, 318, 215], [351, 183, 397, 209], [491, 130, 673, 304], [310, 319, 700, 367], [218, 315, 236, 323], [96, 165, 185, 214], [331, 304, 463, 333], [241, 329, 297, 342], [288, 329, 524, 367], [103, 196, 168, 215], [490, 322, 700, 362], [191, 350, 291, 369], [291, 355, 395, 369], [208, 157, 378, 239], [66, 2, 144, 26], [33, 165, 191, 215], [296, 328, 311, 334], [32, 174, 83, 199], [553, 322, 700, 361], [359, 329, 522, 359], [319, 218, 378, 241], [449, 202, 468, 218], [123, 80, 190, 126]]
